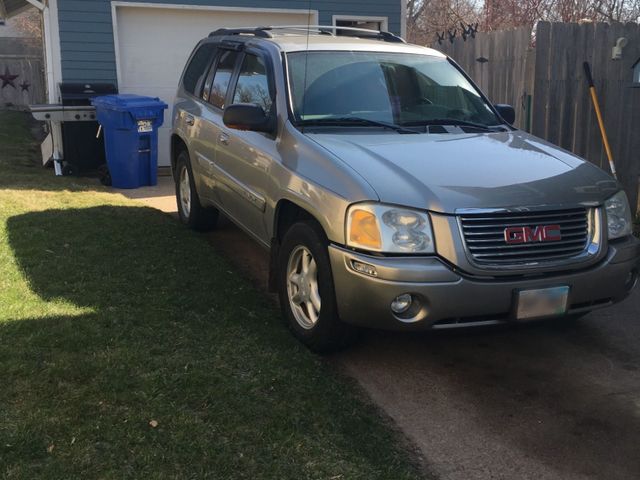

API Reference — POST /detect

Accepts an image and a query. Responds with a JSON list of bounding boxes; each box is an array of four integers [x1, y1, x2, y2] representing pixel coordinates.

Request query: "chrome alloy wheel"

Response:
[[179, 165, 191, 218], [286, 245, 322, 329]]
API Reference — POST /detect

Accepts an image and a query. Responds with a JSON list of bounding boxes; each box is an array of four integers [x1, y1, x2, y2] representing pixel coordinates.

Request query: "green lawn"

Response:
[[0, 111, 422, 479]]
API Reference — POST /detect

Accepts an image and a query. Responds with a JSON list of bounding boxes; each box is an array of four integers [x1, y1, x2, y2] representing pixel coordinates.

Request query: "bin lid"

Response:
[[91, 94, 168, 111]]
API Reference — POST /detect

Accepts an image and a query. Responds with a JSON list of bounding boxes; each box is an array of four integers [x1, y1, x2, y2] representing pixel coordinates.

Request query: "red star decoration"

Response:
[[20, 81, 31, 92], [0, 67, 19, 89]]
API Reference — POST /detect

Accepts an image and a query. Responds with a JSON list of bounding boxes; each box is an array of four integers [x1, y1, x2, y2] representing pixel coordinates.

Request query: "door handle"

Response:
[[218, 132, 230, 146], [184, 114, 195, 126]]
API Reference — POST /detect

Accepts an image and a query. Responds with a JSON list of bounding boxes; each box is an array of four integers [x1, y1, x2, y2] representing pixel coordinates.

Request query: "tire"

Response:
[[277, 221, 359, 352], [175, 150, 218, 231]]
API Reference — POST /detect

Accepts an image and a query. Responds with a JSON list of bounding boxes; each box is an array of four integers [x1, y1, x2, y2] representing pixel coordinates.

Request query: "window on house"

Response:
[[633, 59, 640, 85], [209, 50, 240, 109], [182, 44, 216, 96], [232, 54, 272, 113], [334, 17, 388, 35]]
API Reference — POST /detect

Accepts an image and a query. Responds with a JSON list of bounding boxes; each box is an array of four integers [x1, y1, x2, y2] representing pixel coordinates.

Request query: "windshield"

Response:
[[286, 51, 501, 128]]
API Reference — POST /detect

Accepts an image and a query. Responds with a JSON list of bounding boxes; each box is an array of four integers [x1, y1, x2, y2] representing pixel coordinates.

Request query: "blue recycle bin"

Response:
[[92, 94, 168, 189]]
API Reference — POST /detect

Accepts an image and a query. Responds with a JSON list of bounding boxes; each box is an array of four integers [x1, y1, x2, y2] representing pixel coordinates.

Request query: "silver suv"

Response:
[[171, 26, 639, 351]]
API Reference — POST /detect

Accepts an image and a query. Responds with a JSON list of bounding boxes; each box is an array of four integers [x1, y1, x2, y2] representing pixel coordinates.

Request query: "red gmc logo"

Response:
[[504, 225, 562, 244]]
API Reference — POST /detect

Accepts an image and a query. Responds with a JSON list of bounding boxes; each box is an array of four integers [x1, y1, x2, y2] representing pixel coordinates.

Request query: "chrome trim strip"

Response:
[[455, 203, 601, 215], [195, 152, 215, 173]]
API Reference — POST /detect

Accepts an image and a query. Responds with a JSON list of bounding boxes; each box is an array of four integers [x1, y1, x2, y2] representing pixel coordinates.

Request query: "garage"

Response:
[[113, 5, 316, 167]]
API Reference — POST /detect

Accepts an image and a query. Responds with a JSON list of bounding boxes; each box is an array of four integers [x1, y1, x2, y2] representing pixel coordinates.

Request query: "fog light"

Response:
[[351, 260, 378, 277], [391, 294, 413, 314]]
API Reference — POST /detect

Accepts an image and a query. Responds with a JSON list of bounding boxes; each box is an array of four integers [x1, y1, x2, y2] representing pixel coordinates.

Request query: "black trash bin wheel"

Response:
[[98, 164, 112, 186], [61, 163, 75, 176]]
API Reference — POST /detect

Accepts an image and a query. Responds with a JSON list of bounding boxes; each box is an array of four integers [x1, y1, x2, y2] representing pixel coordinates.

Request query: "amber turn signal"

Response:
[[349, 209, 382, 250]]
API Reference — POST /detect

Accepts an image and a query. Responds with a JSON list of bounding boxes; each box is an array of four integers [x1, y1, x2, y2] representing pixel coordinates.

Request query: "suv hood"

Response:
[[307, 130, 619, 214]]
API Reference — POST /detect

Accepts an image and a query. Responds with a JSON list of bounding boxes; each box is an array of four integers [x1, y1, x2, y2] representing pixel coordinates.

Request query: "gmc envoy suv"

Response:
[[171, 26, 639, 351]]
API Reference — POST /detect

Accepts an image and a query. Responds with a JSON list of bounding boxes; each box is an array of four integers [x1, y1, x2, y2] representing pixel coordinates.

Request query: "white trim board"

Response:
[[332, 15, 389, 32], [41, 0, 64, 161], [45, 0, 63, 102], [110, 1, 320, 89], [400, 0, 407, 38], [111, 1, 319, 16]]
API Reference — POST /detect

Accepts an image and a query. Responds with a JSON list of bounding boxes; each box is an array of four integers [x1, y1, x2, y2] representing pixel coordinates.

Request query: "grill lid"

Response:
[[459, 208, 595, 266], [59, 83, 117, 105]]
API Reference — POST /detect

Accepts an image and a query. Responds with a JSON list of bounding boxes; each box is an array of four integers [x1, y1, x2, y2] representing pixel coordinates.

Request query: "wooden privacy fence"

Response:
[[435, 22, 640, 213], [0, 37, 45, 108]]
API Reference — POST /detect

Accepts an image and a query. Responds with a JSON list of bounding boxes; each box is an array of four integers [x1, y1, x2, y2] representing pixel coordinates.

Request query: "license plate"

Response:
[[515, 286, 569, 320]]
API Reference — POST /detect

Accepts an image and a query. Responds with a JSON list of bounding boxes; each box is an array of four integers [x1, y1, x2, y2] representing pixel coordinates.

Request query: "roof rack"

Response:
[[208, 25, 405, 43], [209, 27, 273, 38]]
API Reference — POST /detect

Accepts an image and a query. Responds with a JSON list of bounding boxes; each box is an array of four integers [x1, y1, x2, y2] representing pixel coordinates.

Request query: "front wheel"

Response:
[[278, 221, 359, 352], [175, 150, 218, 231]]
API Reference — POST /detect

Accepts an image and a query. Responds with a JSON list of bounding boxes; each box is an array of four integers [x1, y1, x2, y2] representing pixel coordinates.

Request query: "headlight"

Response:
[[605, 191, 632, 239], [346, 203, 434, 253]]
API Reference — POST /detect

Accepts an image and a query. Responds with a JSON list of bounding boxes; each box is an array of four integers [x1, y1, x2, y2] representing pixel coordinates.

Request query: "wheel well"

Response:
[[171, 135, 188, 177], [269, 200, 324, 292], [274, 200, 316, 242]]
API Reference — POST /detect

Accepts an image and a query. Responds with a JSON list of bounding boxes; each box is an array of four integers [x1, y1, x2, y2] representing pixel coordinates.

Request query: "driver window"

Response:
[[209, 50, 239, 109], [232, 54, 273, 114]]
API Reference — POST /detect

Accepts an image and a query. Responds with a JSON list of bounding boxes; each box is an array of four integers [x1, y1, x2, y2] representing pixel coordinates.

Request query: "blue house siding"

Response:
[[57, 0, 402, 84]]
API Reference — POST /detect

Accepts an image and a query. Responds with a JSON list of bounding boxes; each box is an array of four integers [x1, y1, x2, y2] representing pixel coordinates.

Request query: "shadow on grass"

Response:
[[1, 205, 421, 479], [0, 110, 109, 193]]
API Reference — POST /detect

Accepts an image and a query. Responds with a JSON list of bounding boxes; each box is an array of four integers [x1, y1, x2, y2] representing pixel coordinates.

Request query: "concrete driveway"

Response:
[[119, 177, 640, 480]]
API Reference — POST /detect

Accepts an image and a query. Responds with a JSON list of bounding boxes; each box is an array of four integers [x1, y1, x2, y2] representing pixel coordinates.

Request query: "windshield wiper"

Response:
[[403, 119, 507, 132], [298, 116, 421, 134]]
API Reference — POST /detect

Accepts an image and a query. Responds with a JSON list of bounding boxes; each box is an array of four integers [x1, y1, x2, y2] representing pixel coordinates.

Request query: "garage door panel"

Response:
[[115, 6, 313, 166]]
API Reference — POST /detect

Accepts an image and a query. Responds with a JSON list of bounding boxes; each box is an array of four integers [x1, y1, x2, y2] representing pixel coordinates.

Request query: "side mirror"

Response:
[[223, 104, 273, 133], [494, 104, 515, 125]]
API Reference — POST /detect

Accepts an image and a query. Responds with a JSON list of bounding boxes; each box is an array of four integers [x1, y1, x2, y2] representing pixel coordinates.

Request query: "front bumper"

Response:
[[328, 236, 640, 331]]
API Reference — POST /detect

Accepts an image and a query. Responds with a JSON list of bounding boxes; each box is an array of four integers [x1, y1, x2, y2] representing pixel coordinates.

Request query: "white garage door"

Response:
[[114, 5, 315, 167]]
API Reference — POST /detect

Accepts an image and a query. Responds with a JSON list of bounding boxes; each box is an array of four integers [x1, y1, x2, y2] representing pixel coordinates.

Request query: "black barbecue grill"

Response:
[[30, 82, 117, 176]]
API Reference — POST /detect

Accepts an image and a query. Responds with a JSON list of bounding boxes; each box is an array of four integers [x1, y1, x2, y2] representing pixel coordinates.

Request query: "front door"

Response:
[[212, 50, 277, 244]]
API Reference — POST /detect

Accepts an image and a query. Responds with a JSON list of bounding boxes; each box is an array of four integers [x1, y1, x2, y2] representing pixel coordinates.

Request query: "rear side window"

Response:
[[209, 50, 239, 109], [182, 44, 216, 95], [232, 54, 273, 113]]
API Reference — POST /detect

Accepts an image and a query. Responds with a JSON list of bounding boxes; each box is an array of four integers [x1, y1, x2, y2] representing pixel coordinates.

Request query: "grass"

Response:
[[0, 110, 422, 479]]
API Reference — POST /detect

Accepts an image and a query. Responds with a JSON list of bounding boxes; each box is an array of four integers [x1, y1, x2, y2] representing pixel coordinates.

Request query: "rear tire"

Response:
[[277, 221, 359, 352], [175, 150, 218, 232]]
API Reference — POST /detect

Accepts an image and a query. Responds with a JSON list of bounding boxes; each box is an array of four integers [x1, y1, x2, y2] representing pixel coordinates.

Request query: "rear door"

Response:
[[197, 48, 242, 206], [174, 43, 217, 198]]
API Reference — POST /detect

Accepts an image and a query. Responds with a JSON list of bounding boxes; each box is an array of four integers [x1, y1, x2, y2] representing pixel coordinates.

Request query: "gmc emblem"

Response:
[[504, 225, 562, 244]]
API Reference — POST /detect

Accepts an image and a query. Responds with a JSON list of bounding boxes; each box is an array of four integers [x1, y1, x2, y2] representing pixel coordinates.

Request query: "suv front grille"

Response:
[[459, 208, 592, 266]]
